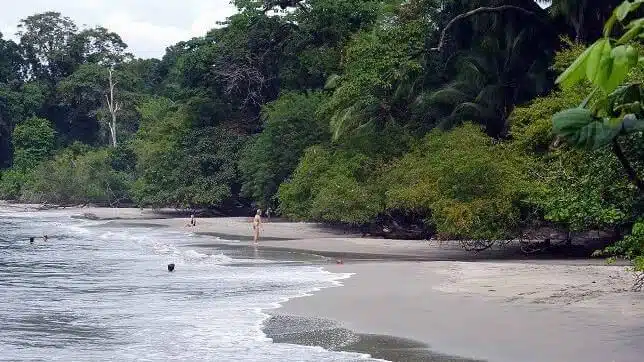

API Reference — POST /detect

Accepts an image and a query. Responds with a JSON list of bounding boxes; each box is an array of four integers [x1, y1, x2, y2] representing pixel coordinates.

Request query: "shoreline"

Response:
[[274, 261, 643, 362], [9, 206, 644, 361]]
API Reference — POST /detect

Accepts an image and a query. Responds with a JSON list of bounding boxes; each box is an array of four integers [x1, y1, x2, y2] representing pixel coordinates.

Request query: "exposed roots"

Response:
[[519, 238, 551, 254], [459, 239, 495, 252]]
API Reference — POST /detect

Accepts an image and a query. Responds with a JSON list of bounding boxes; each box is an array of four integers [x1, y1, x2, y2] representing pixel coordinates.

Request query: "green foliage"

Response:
[[278, 145, 384, 223], [600, 219, 644, 263], [133, 97, 245, 208], [385, 124, 530, 240], [553, 2, 644, 151], [321, 13, 425, 140], [12, 117, 56, 170], [421, 2, 556, 137], [509, 84, 584, 154], [511, 40, 641, 232], [0, 169, 27, 200], [18, 146, 132, 205], [239, 91, 329, 206], [531, 148, 639, 231]]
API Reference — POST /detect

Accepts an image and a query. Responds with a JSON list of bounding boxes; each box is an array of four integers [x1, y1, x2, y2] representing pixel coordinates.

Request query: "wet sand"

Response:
[[23, 207, 644, 361], [276, 261, 643, 362]]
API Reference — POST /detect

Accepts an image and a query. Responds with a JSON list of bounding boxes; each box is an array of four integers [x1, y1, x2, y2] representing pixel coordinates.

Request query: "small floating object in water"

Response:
[[168, 263, 175, 272]]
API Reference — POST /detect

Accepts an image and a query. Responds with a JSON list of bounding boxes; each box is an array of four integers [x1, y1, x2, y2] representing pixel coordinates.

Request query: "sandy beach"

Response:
[[18, 205, 644, 361]]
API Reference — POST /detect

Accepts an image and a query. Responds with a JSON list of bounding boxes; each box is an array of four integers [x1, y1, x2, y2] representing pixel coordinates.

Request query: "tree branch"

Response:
[[431, 6, 551, 52], [612, 139, 644, 193]]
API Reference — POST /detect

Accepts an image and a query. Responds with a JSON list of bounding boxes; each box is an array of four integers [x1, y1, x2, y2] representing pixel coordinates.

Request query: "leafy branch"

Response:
[[552, 0, 644, 192]]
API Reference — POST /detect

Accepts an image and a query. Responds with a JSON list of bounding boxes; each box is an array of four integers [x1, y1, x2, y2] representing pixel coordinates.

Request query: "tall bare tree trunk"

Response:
[[105, 68, 120, 147]]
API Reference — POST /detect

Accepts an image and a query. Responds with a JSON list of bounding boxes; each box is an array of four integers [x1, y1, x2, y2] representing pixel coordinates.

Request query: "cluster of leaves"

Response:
[[132, 98, 246, 209], [278, 145, 384, 223], [384, 124, 530, 240], [238, 91, 329, 207], [553, 0, 644, 150]]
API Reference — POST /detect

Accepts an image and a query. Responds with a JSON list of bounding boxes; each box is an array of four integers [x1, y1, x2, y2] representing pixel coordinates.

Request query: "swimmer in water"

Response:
[[43, 235, 48, 242]]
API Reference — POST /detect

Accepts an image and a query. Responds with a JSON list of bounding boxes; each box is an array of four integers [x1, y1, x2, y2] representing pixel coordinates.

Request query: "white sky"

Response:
[[0, 0, 239, 59], [0, 1, 551, 59]]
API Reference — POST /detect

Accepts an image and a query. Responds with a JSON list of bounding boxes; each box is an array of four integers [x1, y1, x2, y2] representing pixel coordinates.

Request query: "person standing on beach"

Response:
[[265, 207, 272, 222], [252, 209, 262, 244]]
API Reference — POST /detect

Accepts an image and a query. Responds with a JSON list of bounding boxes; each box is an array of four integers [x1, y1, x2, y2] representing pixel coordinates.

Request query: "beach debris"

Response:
[[82, 212, 100, 220], [168, 263, 175, 272]]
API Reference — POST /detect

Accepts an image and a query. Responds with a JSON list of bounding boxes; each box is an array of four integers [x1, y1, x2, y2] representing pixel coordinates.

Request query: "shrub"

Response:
[[384, 124, 531, 240], [278, 145, 384, 223]]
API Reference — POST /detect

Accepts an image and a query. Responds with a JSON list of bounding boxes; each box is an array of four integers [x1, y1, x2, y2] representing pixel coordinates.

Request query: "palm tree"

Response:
[[535, 0, 621, 42], [421, 15, 554, 138]]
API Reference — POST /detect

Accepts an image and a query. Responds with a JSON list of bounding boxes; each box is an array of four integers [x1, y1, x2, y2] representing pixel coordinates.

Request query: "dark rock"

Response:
[[82, 213, 100, 220]]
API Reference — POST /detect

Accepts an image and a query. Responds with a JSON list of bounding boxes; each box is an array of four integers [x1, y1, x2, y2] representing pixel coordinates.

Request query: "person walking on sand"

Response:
[[252, 209, 262, 245]]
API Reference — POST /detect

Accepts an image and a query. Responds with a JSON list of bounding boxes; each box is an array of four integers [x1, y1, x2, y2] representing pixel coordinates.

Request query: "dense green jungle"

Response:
[[1, 0, 643, 272]]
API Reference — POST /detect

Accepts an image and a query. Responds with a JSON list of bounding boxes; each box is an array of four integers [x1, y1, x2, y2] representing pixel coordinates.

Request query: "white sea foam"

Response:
[[0, 211, 384, 361]]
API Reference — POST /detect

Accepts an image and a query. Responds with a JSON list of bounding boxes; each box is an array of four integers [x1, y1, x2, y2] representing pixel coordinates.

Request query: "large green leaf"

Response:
[[552, 108, 620, 149], [556, 43, 594, 88], [617, 21, 643, 43], [601, 45, 632, 93], [552, 104, 644, 149], [616, 1, 633, 21], [587, 39, 612, 87], [324, 74, 342, 90]]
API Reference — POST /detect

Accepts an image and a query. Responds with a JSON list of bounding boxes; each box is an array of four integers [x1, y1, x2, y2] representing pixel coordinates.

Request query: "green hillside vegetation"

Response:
[[0, 0, 643, 277]]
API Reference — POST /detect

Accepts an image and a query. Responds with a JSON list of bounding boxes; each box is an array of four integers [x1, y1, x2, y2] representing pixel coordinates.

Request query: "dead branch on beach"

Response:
[[459, 239, 495, 252]]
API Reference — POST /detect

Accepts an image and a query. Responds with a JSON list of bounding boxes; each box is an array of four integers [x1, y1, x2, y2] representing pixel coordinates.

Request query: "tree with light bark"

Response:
[[104, 68, 120, 147]]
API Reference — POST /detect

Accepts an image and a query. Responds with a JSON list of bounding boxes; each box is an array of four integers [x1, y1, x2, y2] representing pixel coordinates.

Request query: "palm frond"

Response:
[[428, 86, 472, 105]]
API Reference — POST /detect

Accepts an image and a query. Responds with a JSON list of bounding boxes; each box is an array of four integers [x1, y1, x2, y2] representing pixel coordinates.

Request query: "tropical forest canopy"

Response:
[[0, 0, 643, 267]]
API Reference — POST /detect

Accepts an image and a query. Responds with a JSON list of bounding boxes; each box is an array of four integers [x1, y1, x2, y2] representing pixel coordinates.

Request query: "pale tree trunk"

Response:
[[105, 68, 120, 147]]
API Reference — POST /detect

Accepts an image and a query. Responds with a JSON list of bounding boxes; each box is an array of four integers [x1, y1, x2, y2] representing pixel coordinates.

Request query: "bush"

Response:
[[0, 169, 27, 200], [133, 123, 246, 208], [278, 145, 384, 223], [21, 148, 132, 205], [12, 116, 56, 170], [384, 124, 531, 240]]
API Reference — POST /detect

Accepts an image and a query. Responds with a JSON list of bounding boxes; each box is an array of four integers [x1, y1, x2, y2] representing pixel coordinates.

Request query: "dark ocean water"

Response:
[[0, 208, 377, 361]]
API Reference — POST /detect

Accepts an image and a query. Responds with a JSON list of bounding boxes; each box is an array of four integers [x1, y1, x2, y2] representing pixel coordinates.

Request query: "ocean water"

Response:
[[0, 208, 378, 361]]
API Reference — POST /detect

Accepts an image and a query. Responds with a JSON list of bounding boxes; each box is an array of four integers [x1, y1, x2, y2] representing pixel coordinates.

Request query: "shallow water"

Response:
[[0, 209, 378, 361]]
